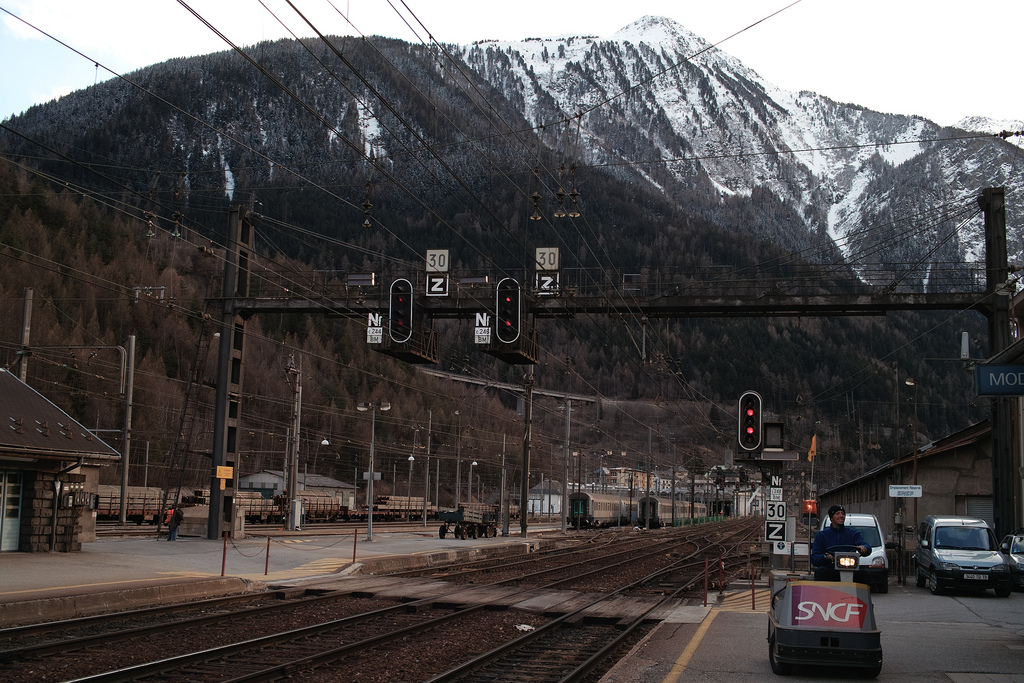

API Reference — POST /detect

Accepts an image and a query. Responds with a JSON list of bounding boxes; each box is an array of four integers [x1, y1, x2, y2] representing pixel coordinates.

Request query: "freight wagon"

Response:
[[438, 503, 500, 539], [95, 485, 166, 524]]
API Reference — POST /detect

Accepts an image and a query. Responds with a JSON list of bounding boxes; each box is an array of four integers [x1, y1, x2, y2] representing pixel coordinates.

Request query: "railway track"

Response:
[[5, 517, 763, 682]]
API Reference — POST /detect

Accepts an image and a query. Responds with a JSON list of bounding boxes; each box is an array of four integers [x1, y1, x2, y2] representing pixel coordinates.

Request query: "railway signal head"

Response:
[[389, 278, 413, 343], [495, 278, 521, 343], [737, 390, 762, 452]]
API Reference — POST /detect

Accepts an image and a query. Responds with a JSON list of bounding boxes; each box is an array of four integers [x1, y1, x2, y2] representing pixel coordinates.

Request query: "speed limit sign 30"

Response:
[[766, 501, 787, 521]]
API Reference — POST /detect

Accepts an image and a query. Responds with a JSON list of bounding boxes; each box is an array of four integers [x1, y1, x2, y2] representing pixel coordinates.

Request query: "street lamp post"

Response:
[[311, 437, 330, 474], [468, 461, 477, 503], [905, 377, 919, 530], [422, 412, 431, 527], [357, 401, 390, 541], [454, 410, 462, 508], [407, 455, 415, 520]]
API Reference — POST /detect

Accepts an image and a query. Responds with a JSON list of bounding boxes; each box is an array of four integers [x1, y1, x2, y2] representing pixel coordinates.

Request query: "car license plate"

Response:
[[963, 573, 986, 580]]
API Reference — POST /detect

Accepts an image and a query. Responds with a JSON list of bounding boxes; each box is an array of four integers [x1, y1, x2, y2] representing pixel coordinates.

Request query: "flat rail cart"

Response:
[[438, 503, 499, 539]]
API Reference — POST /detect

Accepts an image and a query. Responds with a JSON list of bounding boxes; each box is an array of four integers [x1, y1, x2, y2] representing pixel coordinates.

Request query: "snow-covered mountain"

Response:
[[956, 116, 1024, 149], [4, 15, 1022, 286], [459, 16, 1024, 280]]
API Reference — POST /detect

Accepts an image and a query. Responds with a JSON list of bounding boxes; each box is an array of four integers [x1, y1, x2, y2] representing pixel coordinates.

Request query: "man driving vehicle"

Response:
[[810, 505, 870, 582]]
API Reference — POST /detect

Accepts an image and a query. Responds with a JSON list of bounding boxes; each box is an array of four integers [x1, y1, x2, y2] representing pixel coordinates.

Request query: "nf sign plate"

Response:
[[766, 501, 787, 521], [765, 521, 786, 542]]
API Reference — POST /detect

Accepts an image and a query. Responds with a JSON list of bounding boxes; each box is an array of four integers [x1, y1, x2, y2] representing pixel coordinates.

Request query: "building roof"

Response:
[[0, 368, 120, 463], [240, 469, 353, 489], [529, 480, 563, 495], [820, 419, 991, 496]]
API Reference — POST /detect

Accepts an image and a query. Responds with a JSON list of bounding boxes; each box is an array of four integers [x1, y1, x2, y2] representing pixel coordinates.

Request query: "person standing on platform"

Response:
[[166, 505, 183, 541]]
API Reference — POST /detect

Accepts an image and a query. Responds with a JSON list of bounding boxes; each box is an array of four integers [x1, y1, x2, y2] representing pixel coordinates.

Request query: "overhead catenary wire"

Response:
[[0, 1, 1007, 471]]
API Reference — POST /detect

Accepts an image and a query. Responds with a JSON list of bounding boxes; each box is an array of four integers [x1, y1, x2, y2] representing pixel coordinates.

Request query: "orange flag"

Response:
[[808, 434, 817, 461]]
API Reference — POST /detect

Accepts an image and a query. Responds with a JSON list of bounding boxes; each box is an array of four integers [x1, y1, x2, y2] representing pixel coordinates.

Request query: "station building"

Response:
[[0, 368, 119, 552], [817, 419, 995, 547]]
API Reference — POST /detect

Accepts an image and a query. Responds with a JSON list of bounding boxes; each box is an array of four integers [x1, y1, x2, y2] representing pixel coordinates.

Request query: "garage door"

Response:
[[964, 496, 994, 527]]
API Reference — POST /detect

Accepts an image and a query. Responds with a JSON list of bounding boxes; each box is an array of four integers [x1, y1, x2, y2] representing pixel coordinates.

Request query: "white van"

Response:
[[818, 512, 889, 593]]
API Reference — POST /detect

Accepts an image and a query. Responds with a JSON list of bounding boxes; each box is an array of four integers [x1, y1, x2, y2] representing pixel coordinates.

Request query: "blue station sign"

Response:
[[976, 364, 1024, 396]]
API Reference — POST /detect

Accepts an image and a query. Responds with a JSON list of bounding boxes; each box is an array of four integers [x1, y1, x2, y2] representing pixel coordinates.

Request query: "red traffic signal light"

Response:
[[495, 277, 521, 343], [737, 390, 762, 451], [389, 278, 413, 343]]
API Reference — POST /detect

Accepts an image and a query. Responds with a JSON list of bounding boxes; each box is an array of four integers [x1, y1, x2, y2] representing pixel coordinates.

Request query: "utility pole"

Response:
[[285, 355, 301, 530], [18, 288, 32, 382], [980, 187, 1015, 537], [520, 372, 534, 538], [501, 434, 509, 536], [561, 398, 571, 534], [454, 410, 462, 508], [645, 428, 652, 530], [119, 335, 136, 525], [422, 411, 431, 527]]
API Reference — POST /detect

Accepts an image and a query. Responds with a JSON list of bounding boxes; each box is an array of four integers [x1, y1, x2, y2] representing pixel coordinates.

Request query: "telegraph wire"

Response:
[[0, 3, 1007, 464]]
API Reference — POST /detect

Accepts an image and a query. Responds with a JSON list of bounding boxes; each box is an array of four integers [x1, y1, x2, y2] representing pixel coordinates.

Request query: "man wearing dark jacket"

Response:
[[811, 505, 869, 581]]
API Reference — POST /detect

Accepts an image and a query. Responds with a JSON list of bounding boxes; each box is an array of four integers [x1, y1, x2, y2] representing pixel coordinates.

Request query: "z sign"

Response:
[[426, 274, 448, 297], [535, 272, 559, 296], [765, 520, 785, 542]]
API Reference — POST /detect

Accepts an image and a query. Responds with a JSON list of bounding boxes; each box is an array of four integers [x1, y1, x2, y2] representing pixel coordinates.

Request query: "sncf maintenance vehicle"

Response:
[[768, 546, 882, 678]]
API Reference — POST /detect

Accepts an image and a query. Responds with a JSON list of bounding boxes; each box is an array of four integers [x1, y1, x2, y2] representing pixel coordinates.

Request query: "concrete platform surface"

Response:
[[601, 583, 1024, 683], [0, 527, 551, 626]]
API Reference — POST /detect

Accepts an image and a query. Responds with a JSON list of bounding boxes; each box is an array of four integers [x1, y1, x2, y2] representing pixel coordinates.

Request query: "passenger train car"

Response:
[[567, 491, 630, 528], [568, 490, 708, 529]]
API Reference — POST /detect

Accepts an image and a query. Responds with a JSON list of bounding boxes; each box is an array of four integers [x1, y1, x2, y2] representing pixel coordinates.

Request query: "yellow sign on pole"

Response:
[[216, 466, 234, 479]]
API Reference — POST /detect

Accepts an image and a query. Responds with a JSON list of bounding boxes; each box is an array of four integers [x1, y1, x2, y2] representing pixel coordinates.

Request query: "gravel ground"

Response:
[[4, 596, 389, 682], [6, 519, 762, 681], [298, 608, 549, 682]]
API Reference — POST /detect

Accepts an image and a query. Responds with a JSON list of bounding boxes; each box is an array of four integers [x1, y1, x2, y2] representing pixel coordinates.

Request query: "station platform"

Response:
[[2, 528, 1023, 682], [0, 525, 554, 627]]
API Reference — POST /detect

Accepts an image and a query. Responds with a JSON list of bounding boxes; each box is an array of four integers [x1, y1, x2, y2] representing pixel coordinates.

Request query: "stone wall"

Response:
[[19, 471, 87, 552]]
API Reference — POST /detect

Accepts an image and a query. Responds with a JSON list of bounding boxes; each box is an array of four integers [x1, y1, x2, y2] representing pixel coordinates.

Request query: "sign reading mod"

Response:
[[976, 364, 1024, 396]]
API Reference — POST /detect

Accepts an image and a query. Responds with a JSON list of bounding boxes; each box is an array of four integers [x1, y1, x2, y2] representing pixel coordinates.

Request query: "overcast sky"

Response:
[[1, 0, 1021, 127]]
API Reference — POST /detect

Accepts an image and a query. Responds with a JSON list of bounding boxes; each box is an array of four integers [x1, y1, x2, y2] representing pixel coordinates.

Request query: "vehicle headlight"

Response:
[[938, 562, 960, 570], [837, 555, 858, 569], [1016, 561, 1024, 571], [870, 557, 885, 567], [990, 563, 1009, 573]]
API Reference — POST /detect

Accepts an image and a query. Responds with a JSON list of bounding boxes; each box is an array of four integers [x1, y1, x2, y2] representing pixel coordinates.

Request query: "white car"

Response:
[[818, 512, 889, 593]]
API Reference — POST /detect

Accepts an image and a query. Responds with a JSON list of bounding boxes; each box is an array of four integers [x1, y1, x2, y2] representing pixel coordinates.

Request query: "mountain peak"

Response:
[[611, 15, 709, 52]]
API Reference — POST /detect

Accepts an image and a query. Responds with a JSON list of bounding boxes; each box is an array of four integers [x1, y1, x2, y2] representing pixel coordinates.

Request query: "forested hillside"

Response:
[[0, 24, 1001, 496]]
